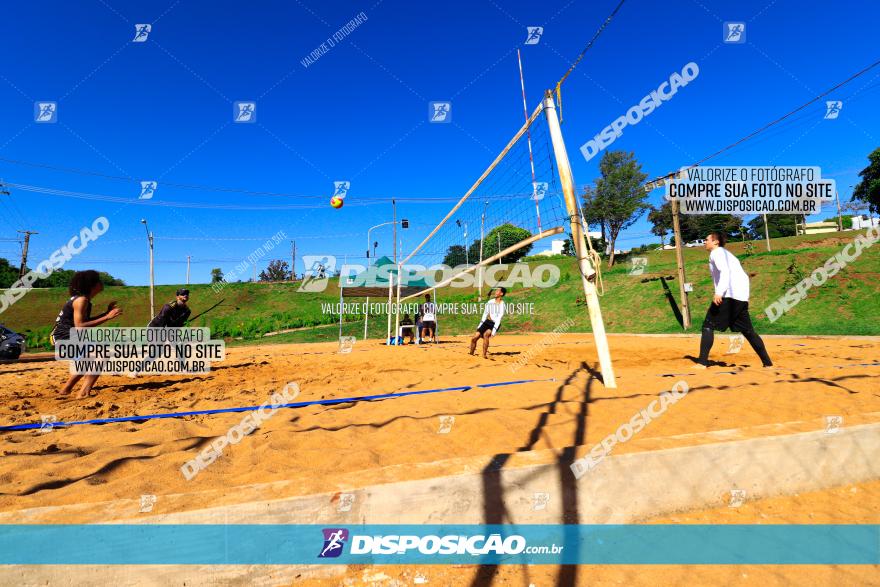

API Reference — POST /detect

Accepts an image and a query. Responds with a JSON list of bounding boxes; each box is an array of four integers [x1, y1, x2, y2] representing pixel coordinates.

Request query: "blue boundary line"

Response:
[[0, 378, 556, 432]]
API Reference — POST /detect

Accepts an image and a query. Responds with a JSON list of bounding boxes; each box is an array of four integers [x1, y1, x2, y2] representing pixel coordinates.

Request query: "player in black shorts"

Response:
[[419, 293, 437, 343], [51, 270, 123, 399], [469, 287, 506, 358], [697, 232, 772, 368]]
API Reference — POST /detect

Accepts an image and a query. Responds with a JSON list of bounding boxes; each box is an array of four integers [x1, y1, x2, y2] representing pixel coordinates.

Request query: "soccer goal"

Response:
[[392, 92, 616, 388]]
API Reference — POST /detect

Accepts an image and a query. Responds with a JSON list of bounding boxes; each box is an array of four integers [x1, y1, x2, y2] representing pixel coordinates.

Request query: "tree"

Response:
[[648, 202, 743, 244], [211, 268, 224, 283], [98, 271, 125, 286], [852, 147, 880, 215], [0, 259, 125, 288], [479, 223, 533, 263], [823, 215, 854, 230], [457, 223, 534, 266], [259, 259, 291, 282], [692, 214, 744, 241], [583, 151, 650, 267], [746, 215, 797, 240], [442, 244, 467, 267], [0, 258, 19, 288], [648, 204, 672, 246]]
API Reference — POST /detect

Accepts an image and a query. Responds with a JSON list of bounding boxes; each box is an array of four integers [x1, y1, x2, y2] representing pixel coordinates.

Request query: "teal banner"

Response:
[[0, 525, 876, 565]]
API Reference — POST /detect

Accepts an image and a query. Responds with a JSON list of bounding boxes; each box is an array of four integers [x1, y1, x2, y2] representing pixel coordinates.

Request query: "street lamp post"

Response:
[[456, 220, 468, 266], [367, 221, 405, 259], [140, 219, 155, 319]]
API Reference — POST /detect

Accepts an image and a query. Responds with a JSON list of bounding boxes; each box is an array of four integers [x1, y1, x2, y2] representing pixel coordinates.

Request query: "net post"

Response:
[[542, 91, 617, 388]]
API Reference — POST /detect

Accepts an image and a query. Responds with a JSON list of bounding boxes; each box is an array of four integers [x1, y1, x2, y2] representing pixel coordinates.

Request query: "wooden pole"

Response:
[[671, 200, 691, 329], [17, 231, 37, 278], [543, 93, 616, 388]]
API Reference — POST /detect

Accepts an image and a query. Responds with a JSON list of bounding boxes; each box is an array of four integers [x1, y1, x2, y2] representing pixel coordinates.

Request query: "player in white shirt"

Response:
[[469, 287, 506, 358], [419, 294, 437, 343], [697, 232, 773, 368]]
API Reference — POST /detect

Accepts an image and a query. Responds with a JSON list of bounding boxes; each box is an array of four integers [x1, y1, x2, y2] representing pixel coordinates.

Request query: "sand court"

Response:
[[0, 333, 877, 521]]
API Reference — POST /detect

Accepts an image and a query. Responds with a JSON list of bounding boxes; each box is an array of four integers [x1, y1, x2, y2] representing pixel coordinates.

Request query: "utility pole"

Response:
[[670, 201, 691, 329], [140, 219, 155, 319], [762, 213, 772, 251], [834, 191, 844, 231], [186, 255, 191, 285], [17, 230, 38, 278], [291, 240, 296, 280]]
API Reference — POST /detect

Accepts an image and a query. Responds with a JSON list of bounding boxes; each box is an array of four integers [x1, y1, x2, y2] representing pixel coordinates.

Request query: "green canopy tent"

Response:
[[340, 256, 435, 343]]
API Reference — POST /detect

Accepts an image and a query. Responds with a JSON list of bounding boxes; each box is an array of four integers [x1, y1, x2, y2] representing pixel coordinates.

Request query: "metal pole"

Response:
[[543, 92, 616, 388], [671, 200, 692, 329], [517, 49, 542, 233], [394, 261, 402, 345], [478, 201, 487, 297], [141, 220, 154, 319], [337, 254, 348, 342], [364, 296, 369, 340], [149, 234, 154, 318], [392, 199, 401, 344], [762, 213, 772, 251], [291, 240, 296, 280], [338, 276, 344, 341], [386, 269, 393, 344]]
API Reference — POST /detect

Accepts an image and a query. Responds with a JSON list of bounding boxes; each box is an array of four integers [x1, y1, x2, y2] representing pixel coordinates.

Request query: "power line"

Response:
[[645, 58, 880, 188], [1, 179, 530, 209], [0, 158, 537, 204], [555, 0, 628, 90]]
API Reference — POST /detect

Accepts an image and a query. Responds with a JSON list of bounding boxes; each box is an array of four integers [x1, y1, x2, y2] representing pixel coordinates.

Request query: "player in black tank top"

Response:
[[51, 296, 92, 344], [55, 270, 123, 399]]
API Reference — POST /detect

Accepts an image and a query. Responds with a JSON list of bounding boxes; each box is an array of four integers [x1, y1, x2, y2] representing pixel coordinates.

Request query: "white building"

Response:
[[851, 215, 879, 230]]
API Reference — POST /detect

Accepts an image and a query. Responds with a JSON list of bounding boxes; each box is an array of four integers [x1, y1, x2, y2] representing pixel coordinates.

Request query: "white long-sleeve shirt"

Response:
[[480, 300, 505, 334], [709, 247, 750, 302]]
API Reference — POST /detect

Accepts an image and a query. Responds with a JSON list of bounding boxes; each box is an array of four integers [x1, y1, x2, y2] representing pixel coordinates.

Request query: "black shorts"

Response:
[[421, 320, 436, 330], [477, 320, 495, 335], [702, 298, 754, 333]]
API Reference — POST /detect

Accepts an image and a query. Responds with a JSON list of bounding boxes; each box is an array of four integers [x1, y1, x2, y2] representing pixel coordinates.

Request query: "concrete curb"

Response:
[[2, 423, 877, 585]]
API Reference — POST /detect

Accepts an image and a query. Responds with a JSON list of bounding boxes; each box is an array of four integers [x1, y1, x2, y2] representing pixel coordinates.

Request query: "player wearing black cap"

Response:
[[148, 289, 192, 327]]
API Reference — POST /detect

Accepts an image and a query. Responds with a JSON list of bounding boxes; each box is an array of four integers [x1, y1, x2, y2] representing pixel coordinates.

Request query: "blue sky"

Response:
[[0, 0, 877, 286]]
